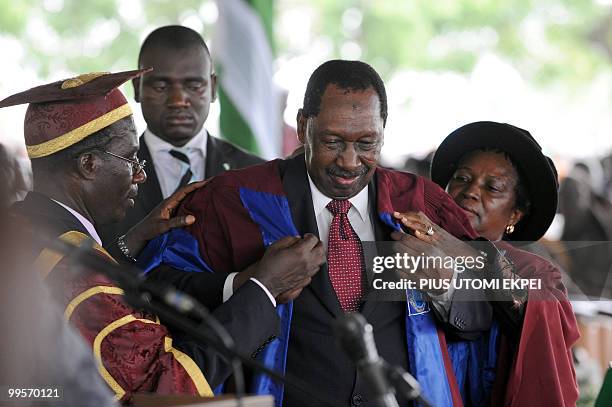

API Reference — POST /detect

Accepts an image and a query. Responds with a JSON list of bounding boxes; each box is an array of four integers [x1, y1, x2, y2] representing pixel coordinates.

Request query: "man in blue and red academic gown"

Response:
[[142, 60, 498, 407]]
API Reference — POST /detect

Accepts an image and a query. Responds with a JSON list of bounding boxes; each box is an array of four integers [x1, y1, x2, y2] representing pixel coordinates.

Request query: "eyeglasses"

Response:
[[102, 150, 147, 176]]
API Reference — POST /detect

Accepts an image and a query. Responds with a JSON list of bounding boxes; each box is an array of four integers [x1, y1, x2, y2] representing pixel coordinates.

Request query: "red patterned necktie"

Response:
[[326, 199, 365, 312]]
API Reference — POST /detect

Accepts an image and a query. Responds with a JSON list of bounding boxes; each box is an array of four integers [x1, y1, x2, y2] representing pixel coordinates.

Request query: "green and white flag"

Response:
[[214, 0, 280, 159]]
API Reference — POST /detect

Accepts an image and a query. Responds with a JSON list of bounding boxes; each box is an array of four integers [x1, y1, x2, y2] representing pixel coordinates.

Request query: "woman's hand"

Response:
[[392, 211, 478, 259], [123, 181, 207, 257], [390, 211, 479, 293]]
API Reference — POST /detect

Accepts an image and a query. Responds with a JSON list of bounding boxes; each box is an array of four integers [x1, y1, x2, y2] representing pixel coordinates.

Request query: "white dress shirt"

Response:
[[143, 128, 208, 199], [307, 174, 375, 248], [52, 199, 102, 246]]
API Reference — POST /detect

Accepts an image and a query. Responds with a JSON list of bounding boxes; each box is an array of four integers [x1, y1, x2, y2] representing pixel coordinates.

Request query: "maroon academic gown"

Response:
[[13, 193, 212, 405], [491, 242, 580, 407]]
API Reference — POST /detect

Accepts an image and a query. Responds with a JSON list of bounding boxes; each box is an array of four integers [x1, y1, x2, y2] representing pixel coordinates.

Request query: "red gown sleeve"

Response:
[[37, 232, 213, 404], [377, 168, 478, 238], [421, 176, 479, 239]]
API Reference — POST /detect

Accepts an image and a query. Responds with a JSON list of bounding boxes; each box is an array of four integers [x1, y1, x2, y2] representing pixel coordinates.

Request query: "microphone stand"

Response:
[[336, 313, 435, 407], [384, 364, 433, 407], [52, 238, 339, 407]]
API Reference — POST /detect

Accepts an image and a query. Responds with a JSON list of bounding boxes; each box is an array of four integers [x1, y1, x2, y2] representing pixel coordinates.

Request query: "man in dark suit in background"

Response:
[[100, 25, 263, 253]]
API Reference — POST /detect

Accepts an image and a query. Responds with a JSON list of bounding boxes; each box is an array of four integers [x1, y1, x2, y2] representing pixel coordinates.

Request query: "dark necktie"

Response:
[[169, 150, 193, 192], [326, 199, 365, 312]]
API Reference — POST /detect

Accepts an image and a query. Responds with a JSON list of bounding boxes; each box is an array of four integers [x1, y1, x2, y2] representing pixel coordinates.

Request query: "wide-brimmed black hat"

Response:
[[430, 121, 558, 242]]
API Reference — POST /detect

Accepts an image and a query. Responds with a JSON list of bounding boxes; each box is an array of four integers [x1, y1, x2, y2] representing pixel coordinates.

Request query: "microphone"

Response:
[[335, 313, 399, 407], [386, 365, 431, 407]]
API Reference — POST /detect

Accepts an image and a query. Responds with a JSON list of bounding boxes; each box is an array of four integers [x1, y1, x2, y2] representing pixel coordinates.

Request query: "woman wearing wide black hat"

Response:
[[393, 121, 579, 406]]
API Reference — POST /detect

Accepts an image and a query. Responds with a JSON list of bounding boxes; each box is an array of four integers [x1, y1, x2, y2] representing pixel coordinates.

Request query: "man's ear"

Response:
[[297, 109, 307, 144], [76, 152, 100, 180], [132, 77, 141, 103], [210, 72, 218, 102]]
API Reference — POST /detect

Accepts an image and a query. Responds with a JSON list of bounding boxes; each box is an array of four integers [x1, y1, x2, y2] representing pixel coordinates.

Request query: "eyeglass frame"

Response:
[[101, 150, 147, 176]]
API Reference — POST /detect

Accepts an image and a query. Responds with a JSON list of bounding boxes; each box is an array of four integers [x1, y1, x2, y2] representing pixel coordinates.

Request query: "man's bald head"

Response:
[[138, 25, 211, 68]]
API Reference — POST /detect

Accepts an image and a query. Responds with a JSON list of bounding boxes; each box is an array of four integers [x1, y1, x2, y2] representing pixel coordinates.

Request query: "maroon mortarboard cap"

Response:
[[0, 68, 151, 159]]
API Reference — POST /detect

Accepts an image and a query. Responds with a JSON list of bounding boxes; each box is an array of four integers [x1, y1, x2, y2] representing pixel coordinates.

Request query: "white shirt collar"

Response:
[[307, 173, 369, 221], [143, 126, 208, 156], [51, 199, 102, 246]]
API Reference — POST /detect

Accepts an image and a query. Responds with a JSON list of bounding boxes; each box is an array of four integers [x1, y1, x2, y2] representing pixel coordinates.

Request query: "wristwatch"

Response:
[[116, 234, 137, 263]]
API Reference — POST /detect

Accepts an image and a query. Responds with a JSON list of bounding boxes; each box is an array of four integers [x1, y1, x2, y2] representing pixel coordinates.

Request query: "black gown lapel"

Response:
[[280, 155, 343, 317], [205, 134, 229, 179], [12, 192, 92, 252]]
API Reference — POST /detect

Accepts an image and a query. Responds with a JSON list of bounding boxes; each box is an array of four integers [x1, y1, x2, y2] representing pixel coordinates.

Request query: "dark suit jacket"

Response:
[[98, 132, 264, 249], [275, 158, 408, 406], [11, 192, 279, 389]]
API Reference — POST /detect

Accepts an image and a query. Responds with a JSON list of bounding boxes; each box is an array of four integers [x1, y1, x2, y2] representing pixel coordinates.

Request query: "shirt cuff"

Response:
[[250, 278, 277, 307], [222, 272, 238, 303], [222, 272, 276, 307]]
